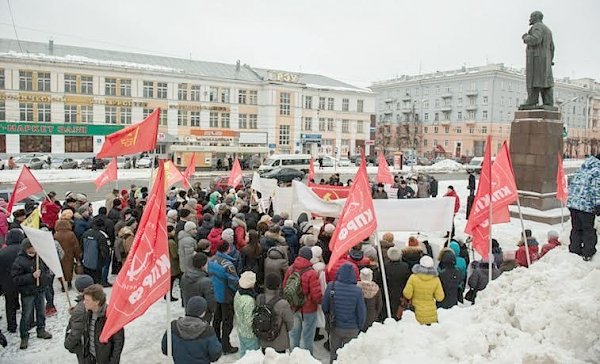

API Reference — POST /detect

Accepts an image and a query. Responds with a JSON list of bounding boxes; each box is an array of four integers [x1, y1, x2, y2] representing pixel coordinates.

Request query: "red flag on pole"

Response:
[[182, 153, 196, 189], [100, 161, 169, 343], [6, 166, 43, 212], [327, 152, 377, 272], [556, 152, 568, 204], [94, 158, 118, 191], [165, 161, 185, 189], [228, 158, 243, 188], [97, 108, 160, 158], [308, 157, 315, 182], [376, 151, 394, 185]]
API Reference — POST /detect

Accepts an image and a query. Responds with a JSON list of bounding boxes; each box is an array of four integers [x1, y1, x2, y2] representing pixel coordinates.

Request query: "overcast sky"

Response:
[[0, 0, 598, 87]]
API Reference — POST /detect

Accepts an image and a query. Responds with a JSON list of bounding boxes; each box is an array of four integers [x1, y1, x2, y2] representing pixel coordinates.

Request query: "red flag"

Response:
[[327, 153, 377, 272], [100, 161, 169, 343], [376, 151, 394, 185], [228, 158, 243, 188], [308, 157, 315, 182], [97, 108, 160, 158], [556, 152, 568, 204], [6, 166, 43, 212], [309, 184, 351, 200], [182, 153, 197, 189], [94, 158, 118, 191], [165, 161, 185, 189], [465, 136, 492, 258]]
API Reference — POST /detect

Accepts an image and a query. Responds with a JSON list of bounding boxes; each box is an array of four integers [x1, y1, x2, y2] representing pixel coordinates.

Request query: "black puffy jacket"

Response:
[[11, 250, 53, 296]]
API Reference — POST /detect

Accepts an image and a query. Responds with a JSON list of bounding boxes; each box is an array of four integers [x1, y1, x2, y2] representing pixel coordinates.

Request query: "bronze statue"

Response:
[[519, 11, 557, 110]]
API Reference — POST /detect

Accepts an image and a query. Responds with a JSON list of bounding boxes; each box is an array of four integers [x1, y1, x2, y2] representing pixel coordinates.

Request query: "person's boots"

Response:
[[0, 330, 7, 348], [37, 330, 52, 339], [314, 328, 325, 341], [222, 340, 239, 354], [20, 336, 29, 350]]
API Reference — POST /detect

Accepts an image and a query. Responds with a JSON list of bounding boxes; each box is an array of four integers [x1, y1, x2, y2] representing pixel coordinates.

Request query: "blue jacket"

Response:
[[162, 316, 222, 364], [281, 226, 300, 261], [74, 216, 91, 240], [567, 157, 600, 213], [449, 242, 467, 278], [322, 263, 366, 330], [208, 253, 238, 304]]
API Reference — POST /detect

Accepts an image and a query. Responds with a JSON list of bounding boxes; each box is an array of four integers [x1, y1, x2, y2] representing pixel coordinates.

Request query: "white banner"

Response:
[[291, 181, 345, 219], [22, 226, 64, 278], [251, 172, 278, 198]]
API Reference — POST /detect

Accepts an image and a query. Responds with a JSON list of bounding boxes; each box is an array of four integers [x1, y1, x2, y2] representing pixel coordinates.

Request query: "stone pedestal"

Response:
[[509, 109, 568, 223]]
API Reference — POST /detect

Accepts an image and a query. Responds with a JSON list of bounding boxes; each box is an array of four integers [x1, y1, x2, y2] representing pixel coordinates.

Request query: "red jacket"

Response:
[[194, 204, 203, 222], [325, 255, 360, 283], [540, 239, 560, 258], [283, 257, 323, 314], [234, 226, 246, 250], [515, 244, 540, 267], [207, 227, 223, 256], [41, 199, 61, 229], [444, 190, 460, 213]]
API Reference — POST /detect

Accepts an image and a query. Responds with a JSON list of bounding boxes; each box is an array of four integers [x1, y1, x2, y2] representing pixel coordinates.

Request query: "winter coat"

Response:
[[81, 228, 109, 271], [437, 251, 463, 309], [403, 264, 445, 325], [197, 220, 213, 241], [73, 214, 91, 239], [540, 238, 561, 257], [180, 267, 217, 322], [207, 227, 223, 256], [208, 252, 239, 304], [11, 250, 53, 296], [108, 207, 121, 224], [41, 199, 61, 230], [264, 247, 289, 283], [567, 156, 600, 213], [178, 230, 197, 274], [240, 244, 262, 275], [169, 237, 181, 277], [54, 219, 81, 282], [64, 295, 86, 356], [468, 262, 501, 293], [234, 290, 257, 339], [326, 255, 360, 283], [416, 180, 430, 198], [0, 204, 8, 241], [281, 226, 300, 261], [260, 231, 286, 254], [402, 246, 424, 270], [357, 280, 383, 330], [232, 219, 247, 250], [515, 239, 540, 267], [380, 239, 395, 264], [162, 316, 222, 364], [322, 263, 367, 330], [83, 305, 125, 364], [449, 242, 467, 278], [372, 190, 388, 199], [283, 256, 322, 314], [397, 186, 415, 199], [0, 235, 22, 292], [444, 189, 460, 213], [256, 289, 294, 352], [383, 260, 411, 315]]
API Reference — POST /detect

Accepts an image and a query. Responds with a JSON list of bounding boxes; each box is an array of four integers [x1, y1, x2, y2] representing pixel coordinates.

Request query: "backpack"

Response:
[[283, 267, 311, 308], [82, 233, 99, 270], [252, 295, 283, 341]]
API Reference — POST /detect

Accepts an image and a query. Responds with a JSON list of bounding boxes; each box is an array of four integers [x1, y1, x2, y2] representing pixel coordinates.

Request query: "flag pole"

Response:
[[560, 202, 565, 231], [373, 230, 392, 319], [515, 197, 531, 267], [166, 279, 172, 358], [59, 277, 73, 308]]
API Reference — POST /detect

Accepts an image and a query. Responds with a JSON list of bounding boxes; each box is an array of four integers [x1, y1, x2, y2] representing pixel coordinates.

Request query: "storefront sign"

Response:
[[0, 121, 123, 136], [169, 105, 230, 112], [267, 71, 301, 83], [190, 129, 239, 138], [301, 133, 322, 142]]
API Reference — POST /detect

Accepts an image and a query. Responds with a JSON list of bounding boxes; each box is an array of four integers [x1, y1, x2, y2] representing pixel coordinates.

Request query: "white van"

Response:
[[258, 154, 311, 173]]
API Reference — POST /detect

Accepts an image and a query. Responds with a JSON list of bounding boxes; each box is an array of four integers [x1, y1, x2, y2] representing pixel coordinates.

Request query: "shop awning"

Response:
[[170, 145, 270, 154]]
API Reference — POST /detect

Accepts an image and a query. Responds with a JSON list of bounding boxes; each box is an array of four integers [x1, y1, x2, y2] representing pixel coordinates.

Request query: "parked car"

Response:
[[80, 157, 109, 169], [14, 156, 49, 170], [337, 158, 351, 167], [50, 157, 78, 169], [261, 167, 304, 184], [210, 175, 252, 191], [0, 189, 42, 212], [117, 157, 132, 169], [417, 157, 432, 166], [321, 156, 336, 167], [136, 157, 153, 168], [466, 157, 496, 174]]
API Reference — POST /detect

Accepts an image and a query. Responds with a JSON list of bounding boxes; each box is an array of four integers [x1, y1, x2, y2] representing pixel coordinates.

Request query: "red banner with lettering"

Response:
[[327, 154, 377, 272], [7, 166, 43, 212], [309, 184, 351, 201], [100, 161, 169, 343], [97, 108, 160, 158], [94, 158, 118, 191], [556, 152, 568, 204]]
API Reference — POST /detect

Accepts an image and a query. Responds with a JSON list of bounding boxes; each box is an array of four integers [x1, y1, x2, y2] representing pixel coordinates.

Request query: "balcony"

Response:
[[383, 109, 393, 115], [465, 90, 478, 96], [401, 95, 412, 102], [465, 105, 477, 111], [441, 106, 452, 112], [384, 98, 394, 103], [401, 107, 413, 114], [441, 93, 453, 99]]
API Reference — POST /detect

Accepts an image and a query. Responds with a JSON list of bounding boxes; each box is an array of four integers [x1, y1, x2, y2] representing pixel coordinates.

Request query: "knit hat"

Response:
[[167, 209, 178, 219], [271, 215, 282, 225], [230, 207, 238, 216], [310, 246, 323, 264], [299, 246, 313, 260], [349, 249, 364, 261], [284, 219, 294, 228], [224, 196, 234, 206], [264, 272, 281, 290], [324, 223, 335, 234], [203, 213, 213, 222], [235, 213, 245, 221], [77, 204, 90, 214], [184, 221, 197, 233], [420, 255, 434, 268], [363, 246, 377, 260], [221, 228, 234, 244], [382, 232, 394, 243], [250, 201, 259, 210], [387, 247, 402, 262], [185, 296, 208, 318], [303, 235, 317, 247], [360, 268, 373, 282], [259, 215, 272, 224], [239, 271, 257, 289], [547, 230, 559, 239], [74, 275, 94, 292]]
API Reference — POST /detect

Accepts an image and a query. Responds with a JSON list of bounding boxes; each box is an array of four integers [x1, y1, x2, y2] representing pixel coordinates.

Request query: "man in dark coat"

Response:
[[81, 219, 110, 284], [396, 180, 415, 199], [93, 208, 115, 287], [381, 247, 411, 319], [64, 275, 95, 364], [180, 253, 217, 322], [0, 229, 25, 332]]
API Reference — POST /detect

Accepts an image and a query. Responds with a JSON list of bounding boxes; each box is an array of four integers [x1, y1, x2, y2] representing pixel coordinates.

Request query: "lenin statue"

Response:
[[519, 11, 556, 110]]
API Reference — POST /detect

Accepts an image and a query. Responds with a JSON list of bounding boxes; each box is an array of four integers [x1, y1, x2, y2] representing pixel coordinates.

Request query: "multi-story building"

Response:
[[0, 39, 374, 167], [371, 63, 600, 159]]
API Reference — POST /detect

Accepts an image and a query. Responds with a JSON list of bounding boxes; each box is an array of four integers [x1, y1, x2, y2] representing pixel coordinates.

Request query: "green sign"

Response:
[[0, 121, 123, 136]]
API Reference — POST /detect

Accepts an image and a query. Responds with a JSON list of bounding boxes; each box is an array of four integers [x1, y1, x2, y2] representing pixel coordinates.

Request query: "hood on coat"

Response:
[[175, 316, 209, 340], [292, 256, 313, 270], [412, 264, 438, 278], [232, 217, 246, 230], [336, 262, 357, 284], [449, 241, 461, 256], [178, 229, 194, 240], [281, 226, 297, 236], [581, 155, 600, 173], [265, 231, 285, 244], [439, 249, 456, 267], [297, 212, 309, 226], [357, 280, 379, 299], [54, 219, 72, 232], [267, 246, 286, 259], [207, 228, 223, 240]]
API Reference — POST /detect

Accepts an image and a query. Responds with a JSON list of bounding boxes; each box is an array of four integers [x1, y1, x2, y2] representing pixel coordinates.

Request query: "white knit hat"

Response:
[[184, 221, 197, 232], [360, 267, 373, 282], [420, 255, 434, 268], [239, 271, 256, 289], [310, 246, 323, 264]]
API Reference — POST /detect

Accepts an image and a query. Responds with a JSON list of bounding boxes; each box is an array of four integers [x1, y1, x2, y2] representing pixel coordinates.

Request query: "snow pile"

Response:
[[429, 159, 465, 172], [237, 348, 321, 364], [335, 248, 600, 364]]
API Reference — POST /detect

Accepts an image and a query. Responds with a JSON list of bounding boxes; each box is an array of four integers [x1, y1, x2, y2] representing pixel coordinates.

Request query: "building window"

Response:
[[191, 85, 201, 101], [157, 82, 168, 99], [457, 111, 462, 120], [63, 74, 78, 93], [457, 127, 462, 133], [209, 112, 218, 127], [423, 139, 428, 147], [238, 90, 247, 104], [81, 105, 93, 123], [177, 110, 188, 126], [468, 110, 476, 119], [249, 114, 257, 129], [0, 101, 5, 120], [434, 99, 440, 108], [469, 127, 474, 134], [304, 96, 312, 109], [483, 96, 488, 105], [482, 110, 488, 120], [0, 69, 4, 89], [160, 109, 167, 126], [209, 87, 218, 102], [220, 88, 230, 103], [105, 78, 117, 96], [318, 97, 326, 110], [342, 119, 349, 133], [19, 71, 33, 91], [20, 103, 33, 121], [482, 126, 488, 134], [239, 114, 247, 129], [342, 98, 349, 112], [444, 126, 450, 133], [64, 105, 77, 123], [120, 79, 131, 96], [424, 126, 429, 133], [434, 113, 439, 121], [424, 113, 429, 121], [280, 92, 291, 116], [279, 125, 290, 145], [327, 118, 334, 132], [357, 99, 364, 113], [303, 117, 312, 131], [143, 81, 154, 98], [65, 136, 93, 153], [319, 118, 326, 131], [37, 103, 51, 122], [444, 140, 449, 147], [220, 113, 230, 128], [357, 120, 364, 133], [434, 126, 439, 133], [80, 76, 93, 94], [327, 97, 334, 110], [120, 107, 131, 124], [37, 72, 51, 92], [178, 83, 188, 101], [105, 106, 117, 124], [249, 90, 258, 105], [190, 111, 200, 127], [500, 96, 505, 106], [143, 108, 152, 118], [20, 135, 51, 153]]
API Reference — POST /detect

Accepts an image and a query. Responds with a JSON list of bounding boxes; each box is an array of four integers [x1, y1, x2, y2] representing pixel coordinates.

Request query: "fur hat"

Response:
[[382, 232, 394, 243], [299, 246, 313, 260], [310, 246, 323, 264], [178, 209, 191, 218], [167, 209, 178, 219], [224, 196, 234, 206], [259, 215, 272, 224], [221, 228, 234, 244], [12, 209, 26, 218], [239, 271, 256, 289], [387, 247, 402, 261], [203, 213, 213, 222], [360, 267, 373, 282], [420, 255, 434, 268], [312, 261, 326, 272], [186, 296, 207, 318], [284, 220, 294, 228], [323, 223, 335, 234], [303, 235, 317, 247], [264, 272, 281, 290], [363, 246, 377, 260], [196, 239, 211, 253], [74, 275, 94, 292], [184, 221, 197, 233]]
